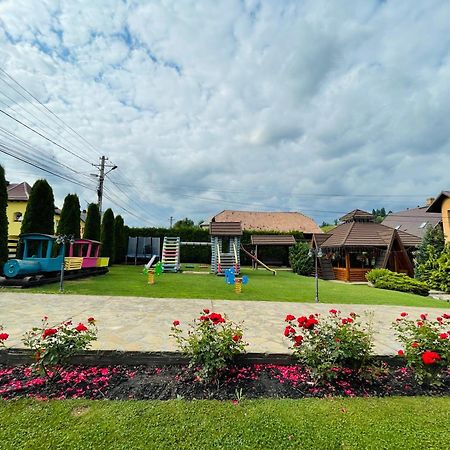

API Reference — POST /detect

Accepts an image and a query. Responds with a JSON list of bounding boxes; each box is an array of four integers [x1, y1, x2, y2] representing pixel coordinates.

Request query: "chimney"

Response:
[[426, 197, 435, 206]]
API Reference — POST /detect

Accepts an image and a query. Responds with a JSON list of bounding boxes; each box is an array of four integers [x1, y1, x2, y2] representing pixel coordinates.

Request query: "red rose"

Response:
[[436, 317, 443, 323], [443, 313, 450, 319], [199, 315, 209, 321], [303, 318, 318, 329], [400, 312, 408, 317], [346, 317, 354, 324], [285, 314, 296, 322], [411, 342, 419, 348], [420, 314, 427, 320], [0, 333, 9, 341], [209, 313, 225, 325], [297, 316, 307, 325], [75, 323, 88, 332], [397, 350, 404, 356], [342, 318, 348, 325], [87, 317, 95, 324], [284, 326, 295, 337], [232, 335, 240, 342], [293, 335, 303, 344], [439, 333, 448, 339], [329, 309, 337, 315], [203, 309, 210, 314], [421, 351, 441, 365], [42, 328, 58, 339], [173, 320, 180, 327], [417, 321, 423, 327]]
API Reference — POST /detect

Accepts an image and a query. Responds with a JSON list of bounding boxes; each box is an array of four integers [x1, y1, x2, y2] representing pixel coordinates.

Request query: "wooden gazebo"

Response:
[[311, 210, 421, 282]]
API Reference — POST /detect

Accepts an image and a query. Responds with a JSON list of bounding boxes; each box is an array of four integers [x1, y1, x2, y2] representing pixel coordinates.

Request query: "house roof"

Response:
[[315, 220, 421, 249], [427, 191, 450, 213], [340, 209, 374, 222], [382, 207, 442, 238], [7, 182, 32, 201], [250, 235, 296, 246], [209, 221, 243, 236], [212, 210, 322, 234]]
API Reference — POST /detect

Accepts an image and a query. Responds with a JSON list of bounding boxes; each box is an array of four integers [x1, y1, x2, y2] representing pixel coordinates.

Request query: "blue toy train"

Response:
[[1, 233, 109, 287]]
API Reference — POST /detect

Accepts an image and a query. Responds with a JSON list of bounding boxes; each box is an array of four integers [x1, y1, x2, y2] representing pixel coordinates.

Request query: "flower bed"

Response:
[[1, 362, 449, 401]]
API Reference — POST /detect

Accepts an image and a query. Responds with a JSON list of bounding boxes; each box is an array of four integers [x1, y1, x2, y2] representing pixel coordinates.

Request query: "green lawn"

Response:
[[20, 265, 449, 308], [0, 397, 448, 449]]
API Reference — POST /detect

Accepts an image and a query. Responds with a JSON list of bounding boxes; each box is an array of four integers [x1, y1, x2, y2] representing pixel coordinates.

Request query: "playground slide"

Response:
[[145, 255, 157, 269], [240, 244, 276, 275]]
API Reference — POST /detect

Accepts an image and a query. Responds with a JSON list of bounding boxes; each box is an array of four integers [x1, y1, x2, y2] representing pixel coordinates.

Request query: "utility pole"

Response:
[[93, 156, 117, 215], [169, 216, 173, 229]]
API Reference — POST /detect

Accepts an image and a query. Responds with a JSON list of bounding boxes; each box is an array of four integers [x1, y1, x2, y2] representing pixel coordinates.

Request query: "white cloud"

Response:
[[0, 0, 449, 227]]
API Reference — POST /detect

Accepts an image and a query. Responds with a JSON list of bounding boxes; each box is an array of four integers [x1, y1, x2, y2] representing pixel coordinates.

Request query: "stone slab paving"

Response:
[[1, 293, 449, 355]]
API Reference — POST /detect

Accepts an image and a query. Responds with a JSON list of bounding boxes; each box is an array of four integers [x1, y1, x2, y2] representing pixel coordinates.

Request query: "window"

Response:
[[13, 212, 22, 222], [419, 222, 428, 229]]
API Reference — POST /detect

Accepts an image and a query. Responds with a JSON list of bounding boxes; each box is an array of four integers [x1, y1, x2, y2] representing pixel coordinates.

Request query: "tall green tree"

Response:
[[174, 217, 195, 228], [113, 215, 126, 263], [83, 203, 101, 241], [101, 208, 115, 262], [0, 165, 9, 271], [415, 225, 445, 281], [20, 179, 55, 235], [57, 193, 81, 238]]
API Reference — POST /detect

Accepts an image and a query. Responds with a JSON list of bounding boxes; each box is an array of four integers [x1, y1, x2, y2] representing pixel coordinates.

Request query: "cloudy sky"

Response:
[[0, 0, 449, 228]]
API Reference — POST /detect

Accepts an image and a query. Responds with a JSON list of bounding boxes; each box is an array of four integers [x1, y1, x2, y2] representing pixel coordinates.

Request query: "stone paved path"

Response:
[[1, 293, 449, 355]]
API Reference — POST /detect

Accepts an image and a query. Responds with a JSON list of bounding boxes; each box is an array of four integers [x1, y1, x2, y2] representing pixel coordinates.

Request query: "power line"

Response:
[[0, 68, 102, 159]]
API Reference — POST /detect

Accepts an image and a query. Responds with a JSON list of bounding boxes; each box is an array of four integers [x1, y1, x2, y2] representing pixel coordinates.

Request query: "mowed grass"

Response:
[[0, 397, 449, 449], [24, 265, 449, 308]]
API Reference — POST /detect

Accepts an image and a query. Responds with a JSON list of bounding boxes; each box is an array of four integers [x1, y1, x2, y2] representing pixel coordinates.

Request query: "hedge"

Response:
[[366, 269, 429, 297]]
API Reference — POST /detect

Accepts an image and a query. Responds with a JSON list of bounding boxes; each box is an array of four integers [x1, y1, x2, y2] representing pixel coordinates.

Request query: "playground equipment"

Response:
[[144, 261, 163, 284], [126, 237, 161, 265], [224, 267, 249, 293], [161, 237, 181, 272], [240, 244, 276, 275], [210, 222, 242, 275]]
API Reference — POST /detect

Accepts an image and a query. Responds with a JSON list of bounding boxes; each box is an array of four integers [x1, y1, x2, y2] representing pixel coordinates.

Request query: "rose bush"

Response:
[[170, 309, 247, 382], [22, 316, 97, 378], [0, 325, 8, 349], [392, 312, 450, 385], [284, 310, 373, 381]]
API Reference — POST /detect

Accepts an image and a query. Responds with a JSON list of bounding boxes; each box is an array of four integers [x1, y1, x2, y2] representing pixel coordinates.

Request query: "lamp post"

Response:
[[56, 235, 75, 293], [308, 247, 323, 303]]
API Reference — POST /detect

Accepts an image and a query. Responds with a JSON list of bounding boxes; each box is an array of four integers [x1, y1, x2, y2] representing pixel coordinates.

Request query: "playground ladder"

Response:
[[161, 237, 181, 273]]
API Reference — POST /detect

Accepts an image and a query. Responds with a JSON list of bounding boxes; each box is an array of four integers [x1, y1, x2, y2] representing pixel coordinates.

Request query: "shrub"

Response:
[[392, 312, 450, 385], [415, 225, 445, 281], [284, 310, 373, 381], [22, 316, 97, 378], [366, 268, 429, 296], [170, 310, 247, 382], [0, 325, 9, 349], [289, 242, 314, 275]]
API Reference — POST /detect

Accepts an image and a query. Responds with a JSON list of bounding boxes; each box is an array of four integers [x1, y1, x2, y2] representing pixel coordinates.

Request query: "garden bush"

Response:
[[393, 312, 450, 385], [170, 310, 247, 382], [284, 310, 373, 381], [366, 268, 429, 296], [289, 242, 314, 275], [0, 325, 8, 348], [22, 316, 97, 378]]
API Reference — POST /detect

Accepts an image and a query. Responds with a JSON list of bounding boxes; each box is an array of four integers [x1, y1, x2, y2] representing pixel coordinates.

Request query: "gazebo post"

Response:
[[345, 251, 350, 282]]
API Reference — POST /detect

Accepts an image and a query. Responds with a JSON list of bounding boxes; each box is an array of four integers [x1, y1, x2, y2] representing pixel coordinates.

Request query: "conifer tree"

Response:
[[20, 179, 55, 235], [0, 165, 9, 271], [114, 215, 126, 263], [83, 203, 101, 241], [415, 225, 445, 281], [57, 193, 81, 238], [101, 208, 115, 262]]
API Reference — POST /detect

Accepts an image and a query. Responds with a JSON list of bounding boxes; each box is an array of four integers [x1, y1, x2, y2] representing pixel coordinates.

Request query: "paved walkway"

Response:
[[1, 293, 449, 355]]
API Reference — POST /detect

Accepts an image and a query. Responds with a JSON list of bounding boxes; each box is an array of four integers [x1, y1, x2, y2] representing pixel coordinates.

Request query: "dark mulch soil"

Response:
[[1, 363, 449, 401]]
